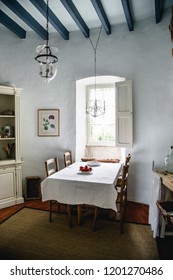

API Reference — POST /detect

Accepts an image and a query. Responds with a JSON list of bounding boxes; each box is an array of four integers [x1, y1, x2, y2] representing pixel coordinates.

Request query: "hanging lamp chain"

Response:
[[35, 0, 58, 83], [46, 0, 49, 44]]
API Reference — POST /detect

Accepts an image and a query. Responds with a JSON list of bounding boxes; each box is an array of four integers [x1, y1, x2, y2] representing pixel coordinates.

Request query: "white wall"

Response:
[[0, 9, 173, 205]]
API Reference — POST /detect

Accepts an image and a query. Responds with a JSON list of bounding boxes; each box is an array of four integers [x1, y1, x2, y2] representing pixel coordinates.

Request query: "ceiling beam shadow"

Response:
[[1, 0, 47, 39], [29, 0, 69, 40], [121, 0, 133, 31], [91, 0, 111, 35], [60, 0, 90, 38], [0, 10, 26, 39]]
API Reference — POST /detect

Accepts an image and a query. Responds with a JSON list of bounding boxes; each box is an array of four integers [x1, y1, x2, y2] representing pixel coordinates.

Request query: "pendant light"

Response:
[[35, 0, 58, 84], [86, 26, 105, 117]]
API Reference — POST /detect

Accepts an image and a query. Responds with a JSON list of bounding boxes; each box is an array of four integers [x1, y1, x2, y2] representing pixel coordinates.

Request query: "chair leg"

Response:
[[49, 200, 53, 222], [120, 205, 125, 234], [160, 217, 166, 238]]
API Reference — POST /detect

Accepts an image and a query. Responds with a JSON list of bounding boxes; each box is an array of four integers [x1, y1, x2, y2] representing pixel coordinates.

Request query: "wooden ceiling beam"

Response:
[[1, 0, 47, 39], [0, 10, 26, 39], [91, 0, 111, 35], [60, 0, 90, 38], [30, 0, 69, 40], [121, 0, 133, 31], [155, 0, 162, 23]]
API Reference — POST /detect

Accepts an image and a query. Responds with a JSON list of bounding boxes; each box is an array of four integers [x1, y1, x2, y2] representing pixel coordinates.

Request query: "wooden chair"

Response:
[[77, 204, 97, 230], [115, 165, 129, 233], [64, 151, 72, 167], [45, 157, 73, 227], [116, 153, 131, 188], [92, 165, 129, 233], [45, 157, 60, 223], [125, 154, 131, 166], [78, 159, 130, 232], [45, 157, 59, 177]]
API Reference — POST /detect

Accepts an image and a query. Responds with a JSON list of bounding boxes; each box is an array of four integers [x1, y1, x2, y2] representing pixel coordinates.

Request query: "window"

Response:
[[76, 76, 133, 162], [86, 84, 115, 146]]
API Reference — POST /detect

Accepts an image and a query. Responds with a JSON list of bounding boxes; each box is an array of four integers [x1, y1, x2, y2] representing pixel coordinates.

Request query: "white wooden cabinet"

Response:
[[0, 85, 23, 209]]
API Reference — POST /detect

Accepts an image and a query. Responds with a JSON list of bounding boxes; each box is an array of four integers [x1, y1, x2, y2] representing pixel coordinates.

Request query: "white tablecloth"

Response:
[[41, 161, 122, 211], [149, 173, 161, 238]]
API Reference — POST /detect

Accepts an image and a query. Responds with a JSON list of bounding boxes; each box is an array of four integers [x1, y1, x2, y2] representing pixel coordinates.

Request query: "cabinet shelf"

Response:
[[0, 115, 15, 118], [0, 138, 15, 141]]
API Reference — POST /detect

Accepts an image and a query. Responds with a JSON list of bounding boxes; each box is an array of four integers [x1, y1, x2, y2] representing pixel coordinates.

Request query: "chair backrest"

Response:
[[45, 157, 59, 177], [119, 165, 129, 201], [122, 165, 129, 181], [125, 154, 131, 167], [64, 151, 72, 167]]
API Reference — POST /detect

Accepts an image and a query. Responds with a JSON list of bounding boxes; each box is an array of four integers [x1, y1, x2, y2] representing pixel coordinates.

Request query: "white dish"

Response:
[[77, 171, 92, 175], [87, 161, 100, 167]]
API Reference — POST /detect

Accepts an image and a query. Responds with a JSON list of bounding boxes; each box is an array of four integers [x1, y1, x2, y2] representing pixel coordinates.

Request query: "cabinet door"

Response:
[[0, 168, 15, 200]]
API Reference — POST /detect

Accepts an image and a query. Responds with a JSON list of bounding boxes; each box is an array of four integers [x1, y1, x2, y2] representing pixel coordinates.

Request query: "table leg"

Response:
[[77, 205, 82, 225], [67, 205, 72, 228], [92, 207, 99, 231]]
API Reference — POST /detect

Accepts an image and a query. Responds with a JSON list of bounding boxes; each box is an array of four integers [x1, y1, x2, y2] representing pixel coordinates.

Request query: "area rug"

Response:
[[0, 208, 159, 260]]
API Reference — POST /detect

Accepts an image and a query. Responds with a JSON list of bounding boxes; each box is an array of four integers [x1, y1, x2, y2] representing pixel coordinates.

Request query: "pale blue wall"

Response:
[[0, 9, 173, 205]]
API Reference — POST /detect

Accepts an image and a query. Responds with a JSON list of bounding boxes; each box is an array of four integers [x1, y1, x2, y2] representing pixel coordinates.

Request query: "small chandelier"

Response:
[[35, 0, 58, 84], [86, 26, 105, 117]]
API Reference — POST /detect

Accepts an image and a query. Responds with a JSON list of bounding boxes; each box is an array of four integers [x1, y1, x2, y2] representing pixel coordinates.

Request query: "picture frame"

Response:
[[38, 109, 60, 136]]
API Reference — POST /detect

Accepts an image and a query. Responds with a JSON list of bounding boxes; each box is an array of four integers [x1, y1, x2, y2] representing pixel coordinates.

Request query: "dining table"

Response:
[[41, 161, 122, 212]]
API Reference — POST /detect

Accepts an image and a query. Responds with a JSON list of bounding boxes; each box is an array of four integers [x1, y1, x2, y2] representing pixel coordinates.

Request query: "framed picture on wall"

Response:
[[38, 109, 60, 136]]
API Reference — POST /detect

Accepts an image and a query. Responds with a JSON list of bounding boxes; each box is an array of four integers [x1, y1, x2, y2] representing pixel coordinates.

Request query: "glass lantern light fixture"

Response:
[[35, 0, 58, 84]]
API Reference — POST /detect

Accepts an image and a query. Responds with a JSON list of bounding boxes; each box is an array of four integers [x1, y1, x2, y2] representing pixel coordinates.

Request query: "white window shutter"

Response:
[[115, 80, 133, 148]]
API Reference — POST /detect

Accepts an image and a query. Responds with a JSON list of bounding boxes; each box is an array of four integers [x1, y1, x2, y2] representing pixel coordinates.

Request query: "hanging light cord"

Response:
[[89, 26, 102, 96], [86, 26, 105, 117], [46, 0, 49, 45]]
